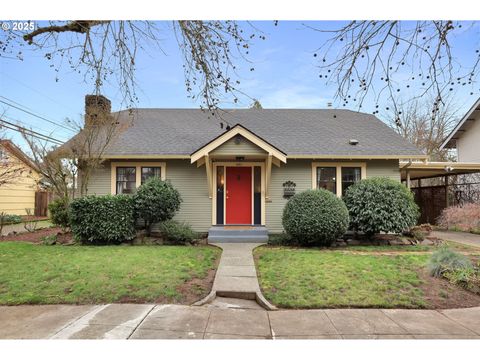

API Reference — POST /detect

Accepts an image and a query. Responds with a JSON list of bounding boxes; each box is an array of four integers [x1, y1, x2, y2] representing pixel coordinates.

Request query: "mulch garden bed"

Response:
[[418, 269, 480, 309], [0, 227, 73, 244]]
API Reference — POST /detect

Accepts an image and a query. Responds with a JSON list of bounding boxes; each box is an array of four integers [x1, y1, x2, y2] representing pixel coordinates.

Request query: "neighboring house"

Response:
[[440, 96, 480, 162], [400, 97, 480, 224], [63, 95, 427, 236], [0, 140, 40, 215]]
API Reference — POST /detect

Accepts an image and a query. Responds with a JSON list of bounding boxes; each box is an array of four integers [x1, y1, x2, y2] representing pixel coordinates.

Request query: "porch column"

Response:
[[445, 175, 449, 208], [205, 155, 213, 198], [265, 154, 272, 200], [406, 170, 411, 189]]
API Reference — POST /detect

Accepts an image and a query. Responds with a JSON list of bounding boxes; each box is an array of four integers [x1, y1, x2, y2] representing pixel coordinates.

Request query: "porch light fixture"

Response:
[[235, 156, 245, 161], [349, 139, 359, 145]]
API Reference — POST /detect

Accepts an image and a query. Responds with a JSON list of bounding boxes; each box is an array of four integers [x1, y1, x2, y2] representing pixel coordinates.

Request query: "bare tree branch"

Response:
[[2, 20, 260, 114], [311, 21, 480, 112], [385, 96, 459, 161]]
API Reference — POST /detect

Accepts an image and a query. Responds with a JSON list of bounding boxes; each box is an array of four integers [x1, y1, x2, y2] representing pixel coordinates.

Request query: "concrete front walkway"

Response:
[[433, 230, 480, 248], [1, 300, 480, 339], [194, 243, 275, 310]]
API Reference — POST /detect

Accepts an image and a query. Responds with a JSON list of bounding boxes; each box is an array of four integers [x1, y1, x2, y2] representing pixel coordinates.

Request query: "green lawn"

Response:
[[254, 246, 430, 308], [0, 242, 220, 305]]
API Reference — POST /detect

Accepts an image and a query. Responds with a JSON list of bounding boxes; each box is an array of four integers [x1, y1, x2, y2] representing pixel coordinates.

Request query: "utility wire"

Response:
[[0, 118, 64, 145], [2, 114, 69, 142], [1, 122, 63, 145], [0, 97, 77, 133], [0, 121, 64, 146], [0, 71, 79, 113]]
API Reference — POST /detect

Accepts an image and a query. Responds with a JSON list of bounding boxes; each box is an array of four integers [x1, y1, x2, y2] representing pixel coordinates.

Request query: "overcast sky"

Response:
[[1, 20, 479, 151]]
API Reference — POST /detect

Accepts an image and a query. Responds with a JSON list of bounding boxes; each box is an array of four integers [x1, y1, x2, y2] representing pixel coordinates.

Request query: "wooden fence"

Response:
[[34, 191, 53, 217]]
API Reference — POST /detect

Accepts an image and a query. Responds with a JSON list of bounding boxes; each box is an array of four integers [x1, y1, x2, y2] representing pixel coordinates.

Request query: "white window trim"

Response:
[[111, 161, 166, 194], [311, 162, 366, 197]]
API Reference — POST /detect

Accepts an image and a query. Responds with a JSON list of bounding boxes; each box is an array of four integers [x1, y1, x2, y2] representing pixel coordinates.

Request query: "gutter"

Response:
[[401, 160, 413, 170]]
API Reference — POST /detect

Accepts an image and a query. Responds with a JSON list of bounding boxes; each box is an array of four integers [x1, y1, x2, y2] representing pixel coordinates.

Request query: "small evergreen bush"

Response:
[[133, 178, 182, 235], [41, 234, 57, 245], [2, 214, 22, 224], [343, 177, 419, 237], [159, 220, 197, 245], [48, 197, 70, 231], [282, 189, 349, 246], [268, 232, 293, 246]]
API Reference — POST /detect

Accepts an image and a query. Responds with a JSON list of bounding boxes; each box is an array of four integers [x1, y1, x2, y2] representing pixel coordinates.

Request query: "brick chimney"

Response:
[[85, 94, 111, 127]]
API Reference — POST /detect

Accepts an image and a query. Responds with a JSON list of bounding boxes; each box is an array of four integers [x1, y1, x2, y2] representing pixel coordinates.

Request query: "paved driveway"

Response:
[[1, 297, 480, 339], [433, 230, 480, 248]]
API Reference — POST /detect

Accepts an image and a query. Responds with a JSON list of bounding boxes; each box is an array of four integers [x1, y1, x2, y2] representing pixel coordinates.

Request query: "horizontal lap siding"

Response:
[[210, 136, 266, 156], [85, 160, 211, 232], [266, 160, 312, 233], [0, 176, 37, 215], [366, 159, 400, 181], [156, 160, 211, 232], [266, 159, 401, 233], [83, 161, 111, 196], [83, 158, 400, 234]]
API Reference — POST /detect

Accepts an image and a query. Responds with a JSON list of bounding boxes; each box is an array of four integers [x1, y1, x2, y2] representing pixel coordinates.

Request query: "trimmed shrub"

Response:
[[343, 177, 419, 237], [2, 214, 22, 224], [41, 234, 57, 245], [159, 220, 197, 245], [268, 232, 293, 246], [133, 178, 182, 235], [282, 189, 349, 246], [428, 247, 473, 278], [48, 197, 70, 231], [70, 195, 136, 245], [438, 203, 480, 233]]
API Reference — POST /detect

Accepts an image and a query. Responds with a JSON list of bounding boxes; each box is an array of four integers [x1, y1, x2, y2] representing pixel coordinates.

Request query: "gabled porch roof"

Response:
[[190, 124, 287, 164]]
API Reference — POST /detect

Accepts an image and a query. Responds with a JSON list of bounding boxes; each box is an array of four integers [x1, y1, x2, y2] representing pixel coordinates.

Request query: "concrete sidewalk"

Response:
[[433, 230, 480, 249], [194, 243, 275, 310], [1, 300, 480, 339]]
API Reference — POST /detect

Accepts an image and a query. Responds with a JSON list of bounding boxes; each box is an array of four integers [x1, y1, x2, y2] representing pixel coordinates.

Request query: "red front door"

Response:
[[226, 167, 252, 224]]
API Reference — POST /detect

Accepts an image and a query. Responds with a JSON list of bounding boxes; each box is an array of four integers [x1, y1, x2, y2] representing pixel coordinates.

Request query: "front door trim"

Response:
[[213, 161, 265, 226]]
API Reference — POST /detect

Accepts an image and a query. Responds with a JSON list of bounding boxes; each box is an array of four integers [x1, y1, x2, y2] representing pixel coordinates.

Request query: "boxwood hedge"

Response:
[[282, 189, 349, 246], [70, 195, 136, 245]]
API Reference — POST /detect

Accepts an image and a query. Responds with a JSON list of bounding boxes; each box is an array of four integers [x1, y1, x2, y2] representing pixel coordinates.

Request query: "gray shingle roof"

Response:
[[93, 108, 425, 157]]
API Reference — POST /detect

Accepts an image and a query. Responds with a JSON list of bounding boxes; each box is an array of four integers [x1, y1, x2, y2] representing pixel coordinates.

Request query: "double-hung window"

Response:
[[316, 167, 337, 194], [116, 167, 136, 194], [312, 162, 365, 197], [112, 162, 166, 194], [141, 167, 162, 184], [341, 167, 362, 196]]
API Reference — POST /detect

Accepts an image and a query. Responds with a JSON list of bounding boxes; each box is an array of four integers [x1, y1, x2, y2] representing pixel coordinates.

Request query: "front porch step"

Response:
[[208, 226, 268, 243]]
